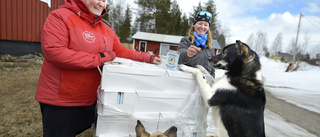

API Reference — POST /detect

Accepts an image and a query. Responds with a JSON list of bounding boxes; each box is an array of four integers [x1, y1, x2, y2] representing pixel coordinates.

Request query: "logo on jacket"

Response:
[[82, 31, 95, 43]]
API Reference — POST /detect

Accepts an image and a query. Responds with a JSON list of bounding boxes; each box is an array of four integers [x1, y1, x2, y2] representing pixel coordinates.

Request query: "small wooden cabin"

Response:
[[132, 32, 221, 56]]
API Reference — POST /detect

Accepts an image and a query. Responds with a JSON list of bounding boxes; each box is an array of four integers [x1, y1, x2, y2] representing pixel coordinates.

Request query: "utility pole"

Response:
[[293, 13, 302, 63]]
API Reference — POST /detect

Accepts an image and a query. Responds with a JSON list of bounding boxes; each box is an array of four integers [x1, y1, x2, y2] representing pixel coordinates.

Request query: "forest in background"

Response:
[[102, 0, 318, 62], [103, 0, 227, 47]]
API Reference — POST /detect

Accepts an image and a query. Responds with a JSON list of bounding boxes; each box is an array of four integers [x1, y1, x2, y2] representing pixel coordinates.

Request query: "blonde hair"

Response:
[[188, 27, 214, 49]]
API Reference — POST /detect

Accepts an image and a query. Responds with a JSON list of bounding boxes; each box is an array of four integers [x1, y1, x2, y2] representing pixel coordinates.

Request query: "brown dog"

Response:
[[135, 120, 177, 137]]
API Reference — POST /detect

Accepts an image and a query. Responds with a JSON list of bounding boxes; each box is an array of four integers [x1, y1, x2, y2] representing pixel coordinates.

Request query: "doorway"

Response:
[[160, 43, 170, 56], [139, 41, 147, 52]]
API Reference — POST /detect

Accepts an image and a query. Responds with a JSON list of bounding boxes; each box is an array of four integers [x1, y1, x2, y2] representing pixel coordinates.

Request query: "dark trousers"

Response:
[[39, 102, 96, 137]]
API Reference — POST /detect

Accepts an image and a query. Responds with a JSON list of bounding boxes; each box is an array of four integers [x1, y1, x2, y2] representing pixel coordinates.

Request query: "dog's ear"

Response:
[[135, 120, 150, 137], [236, 40, 248, 56], [235, 40, 242, 55], [163, 126, 178, 137]]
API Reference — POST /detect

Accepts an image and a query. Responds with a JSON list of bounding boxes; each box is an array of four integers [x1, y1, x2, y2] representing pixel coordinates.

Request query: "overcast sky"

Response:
[[123, 0, 320, 56]]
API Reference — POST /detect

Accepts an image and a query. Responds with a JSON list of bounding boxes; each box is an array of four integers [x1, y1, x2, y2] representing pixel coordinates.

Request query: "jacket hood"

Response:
[[59, 0, 107, 26]]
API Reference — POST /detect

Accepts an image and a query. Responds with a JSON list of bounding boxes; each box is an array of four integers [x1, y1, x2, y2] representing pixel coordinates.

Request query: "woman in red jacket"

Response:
[[35, 0, 161, 136]]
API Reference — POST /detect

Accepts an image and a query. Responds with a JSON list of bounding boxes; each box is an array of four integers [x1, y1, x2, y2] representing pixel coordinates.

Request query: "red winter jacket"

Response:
[[35, 0, 155, 107]]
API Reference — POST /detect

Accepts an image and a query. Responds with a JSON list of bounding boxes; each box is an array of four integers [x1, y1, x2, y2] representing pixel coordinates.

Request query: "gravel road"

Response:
[[265, 90, 320, 136]]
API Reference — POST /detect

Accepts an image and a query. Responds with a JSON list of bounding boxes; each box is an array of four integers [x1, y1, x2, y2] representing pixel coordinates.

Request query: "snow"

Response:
[[260, 56, 320, 114], [215, 56, 320, 114], [264, 110, 316, 137], [214, 56, 320, 137]]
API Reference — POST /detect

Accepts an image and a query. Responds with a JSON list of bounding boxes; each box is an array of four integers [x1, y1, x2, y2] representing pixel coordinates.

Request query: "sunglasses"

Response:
[[198, 11, 212, 18]]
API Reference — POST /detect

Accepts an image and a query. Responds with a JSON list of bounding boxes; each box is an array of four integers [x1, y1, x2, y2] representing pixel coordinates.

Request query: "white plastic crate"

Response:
[[95, 58, 209, 137]]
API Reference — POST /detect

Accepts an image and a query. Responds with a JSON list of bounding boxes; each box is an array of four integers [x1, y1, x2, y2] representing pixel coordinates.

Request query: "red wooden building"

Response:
[[132, 32, 221, 56], [309, 58, 320, 66], [0, 0, 64, 55], [132, 32, 184, 56]]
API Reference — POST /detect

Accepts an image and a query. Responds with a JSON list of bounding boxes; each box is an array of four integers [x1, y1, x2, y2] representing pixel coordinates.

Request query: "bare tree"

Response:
[[286, 38, 296, 55], [216, 21, 230, 47], [287, 32, 311, 64], [270, 33, 283, 56], [295, 32, 311, 64], [310, 42, 320, 59], [298, 32, 310, 54], [246, 33, 255, 49], [254, 31, 268, 55]]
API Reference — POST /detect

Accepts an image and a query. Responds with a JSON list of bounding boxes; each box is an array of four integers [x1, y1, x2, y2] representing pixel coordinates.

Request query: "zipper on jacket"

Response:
[[93, 16, 98, 28]]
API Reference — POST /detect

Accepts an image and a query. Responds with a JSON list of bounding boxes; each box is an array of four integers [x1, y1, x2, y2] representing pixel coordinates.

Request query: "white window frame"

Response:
[[139, 41, 147, 52], [159, 43, 170, 56]]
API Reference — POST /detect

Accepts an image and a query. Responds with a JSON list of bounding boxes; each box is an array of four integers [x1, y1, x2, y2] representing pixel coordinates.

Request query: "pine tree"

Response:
[[131, 19, 139, 37], [154, 0, 171, 34], [180, 13, 190, 36], [115, 0, 226, 46], [134, 0, 155, 32], [102, 0, 113, 26], [119, 4, 132, 43], [169, 0, 182, 35], [104, 0, 124, 36], [204, 0, 219, 39], [187, 0, 225, 46], [113, 2, 124, 35], [189, 2, 203, 26]]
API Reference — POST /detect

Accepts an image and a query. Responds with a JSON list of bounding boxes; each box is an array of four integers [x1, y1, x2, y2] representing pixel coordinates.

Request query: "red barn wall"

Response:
[[146, 41, 160, 53], [134, 39, 179, 56], [134, 40, 160, 52], [0, 0, 64, 42], [309, 59, 320, 66], [134, 40, 139, 51], [170, 45, 178, 50]]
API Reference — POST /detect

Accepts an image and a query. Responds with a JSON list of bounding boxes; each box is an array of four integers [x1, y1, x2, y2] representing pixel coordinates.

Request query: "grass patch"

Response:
[[0, 66, 93, 137]]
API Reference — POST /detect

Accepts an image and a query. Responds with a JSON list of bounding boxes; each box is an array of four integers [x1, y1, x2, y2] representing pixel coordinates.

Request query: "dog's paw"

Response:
[[178, 64, 187, 70], [178, 64, 199, 74], [196, 65, 210, 74], [178, 64, 191, 72]]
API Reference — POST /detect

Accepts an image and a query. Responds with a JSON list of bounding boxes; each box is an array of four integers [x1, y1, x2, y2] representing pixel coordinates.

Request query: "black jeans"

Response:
[[39, 102, 96, 137]]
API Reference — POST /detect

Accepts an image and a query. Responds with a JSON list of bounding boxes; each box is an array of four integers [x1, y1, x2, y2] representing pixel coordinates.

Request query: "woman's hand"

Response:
[[153, 57, 162, 65], [187, 45, 201, 57]]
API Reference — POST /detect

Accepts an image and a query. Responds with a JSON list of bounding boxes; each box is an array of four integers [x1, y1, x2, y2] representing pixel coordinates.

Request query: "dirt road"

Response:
[[265, 90, 320, 136]]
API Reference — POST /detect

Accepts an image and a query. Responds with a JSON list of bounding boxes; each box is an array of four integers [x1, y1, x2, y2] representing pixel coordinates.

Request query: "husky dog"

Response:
[[135, 120, 177, 137], [179, 40, 266, 137]]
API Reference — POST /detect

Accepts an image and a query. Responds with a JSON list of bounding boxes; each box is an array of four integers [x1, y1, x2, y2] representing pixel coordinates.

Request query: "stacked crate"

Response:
[[94, 58, 208, 137]]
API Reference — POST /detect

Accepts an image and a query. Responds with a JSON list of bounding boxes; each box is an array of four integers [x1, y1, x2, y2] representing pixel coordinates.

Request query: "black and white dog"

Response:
[[179, 40, 266, 137]]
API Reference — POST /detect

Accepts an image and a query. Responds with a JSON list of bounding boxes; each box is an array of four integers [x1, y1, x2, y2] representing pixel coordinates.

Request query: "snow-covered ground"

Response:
[[260, 56, 320, 114], [264, 110, 316, 137], [213, 56, 320, 137]]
